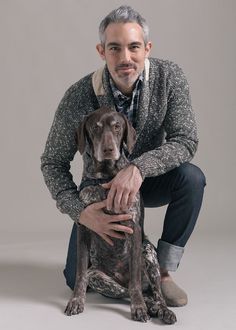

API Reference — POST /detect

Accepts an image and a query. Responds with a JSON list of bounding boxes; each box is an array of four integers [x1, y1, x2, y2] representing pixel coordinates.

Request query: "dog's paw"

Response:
[[131, 304, 150, 322], [149, 304, 177, 324], [161, 308, 177, 325], [64, 297, 84, 316]]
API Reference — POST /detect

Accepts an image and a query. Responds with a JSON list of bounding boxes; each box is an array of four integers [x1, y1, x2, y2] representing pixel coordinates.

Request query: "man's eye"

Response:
[[130, 45, 140, 51], [110, 47, 120, 51]]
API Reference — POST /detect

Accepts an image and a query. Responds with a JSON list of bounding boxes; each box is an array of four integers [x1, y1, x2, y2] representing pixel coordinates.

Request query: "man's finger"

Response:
[[99, 233, 114, 246], [127, 192, 136, 209], [120, 191, 130, 212], [114, 190, 123, 213], [101, 181, 112, 189], [108, 230, 126, 239], [107, 213, 132, 222], [111, 224, 133, 235], [106, 187, 116, 210]]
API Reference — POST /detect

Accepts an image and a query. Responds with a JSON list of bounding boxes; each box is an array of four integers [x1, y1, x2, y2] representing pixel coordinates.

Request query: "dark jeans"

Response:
[[63, 162, 206, 289]]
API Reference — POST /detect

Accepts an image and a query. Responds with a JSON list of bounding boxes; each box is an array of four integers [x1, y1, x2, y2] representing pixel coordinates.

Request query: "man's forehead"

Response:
[[104, 22, 144, 44]]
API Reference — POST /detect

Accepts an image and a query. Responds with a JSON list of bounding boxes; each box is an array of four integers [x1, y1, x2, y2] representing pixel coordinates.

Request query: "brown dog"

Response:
[[64, 107, 177, 324]]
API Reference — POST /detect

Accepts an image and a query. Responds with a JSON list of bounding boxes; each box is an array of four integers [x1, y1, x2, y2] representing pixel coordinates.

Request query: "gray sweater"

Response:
[[41, 58, 198, 222]]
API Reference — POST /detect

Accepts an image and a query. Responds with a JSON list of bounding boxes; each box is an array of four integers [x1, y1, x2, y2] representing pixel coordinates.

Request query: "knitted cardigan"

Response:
[[41, 58, 198, 222]]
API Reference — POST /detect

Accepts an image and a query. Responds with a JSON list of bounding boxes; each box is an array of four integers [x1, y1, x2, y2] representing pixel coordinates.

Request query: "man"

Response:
[[41, 6, 206, 307]]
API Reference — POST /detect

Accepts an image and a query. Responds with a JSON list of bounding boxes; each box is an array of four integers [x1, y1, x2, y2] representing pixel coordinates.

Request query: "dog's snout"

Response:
[[93, 130, 120, 161], [103, 144, 114, 153], [102, 132, 115, 152]]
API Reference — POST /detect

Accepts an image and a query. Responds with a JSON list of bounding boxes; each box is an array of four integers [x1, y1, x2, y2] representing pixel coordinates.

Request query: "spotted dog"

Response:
[[64, 107, 177, 324]]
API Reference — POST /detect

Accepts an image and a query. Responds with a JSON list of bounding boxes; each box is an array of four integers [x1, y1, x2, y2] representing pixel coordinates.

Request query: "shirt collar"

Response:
[[109, 72, 144, 102]]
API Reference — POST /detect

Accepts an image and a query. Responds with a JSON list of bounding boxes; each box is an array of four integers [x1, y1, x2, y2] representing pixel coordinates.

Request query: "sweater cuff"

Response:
[[56, 192, 86, 223], [130, 159, 148, 180], [130, 154, 166, 179]]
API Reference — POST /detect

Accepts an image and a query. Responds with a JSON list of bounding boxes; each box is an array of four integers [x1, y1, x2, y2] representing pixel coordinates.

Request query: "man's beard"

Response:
[[115, 63, 140, 87], [118, 73, 139, 87]]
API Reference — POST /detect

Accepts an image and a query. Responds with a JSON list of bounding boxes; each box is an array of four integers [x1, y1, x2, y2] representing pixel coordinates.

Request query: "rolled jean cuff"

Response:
[[157, 239, 184, 272]]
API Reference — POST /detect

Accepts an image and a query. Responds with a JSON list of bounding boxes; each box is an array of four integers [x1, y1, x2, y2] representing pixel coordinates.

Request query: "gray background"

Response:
[[1, 0, 235, 238], [1, 1, 236, 330]]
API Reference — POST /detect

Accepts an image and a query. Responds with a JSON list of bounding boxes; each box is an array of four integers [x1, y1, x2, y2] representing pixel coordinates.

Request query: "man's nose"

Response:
[[120, 47, 131, 62]]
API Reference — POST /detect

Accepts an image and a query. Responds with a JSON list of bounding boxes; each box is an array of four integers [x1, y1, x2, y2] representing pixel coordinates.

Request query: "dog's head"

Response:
[[77, 107, 136, 162]]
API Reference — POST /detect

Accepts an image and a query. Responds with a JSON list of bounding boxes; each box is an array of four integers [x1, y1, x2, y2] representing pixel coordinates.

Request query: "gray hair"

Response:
[[99, 5, 149, 46]]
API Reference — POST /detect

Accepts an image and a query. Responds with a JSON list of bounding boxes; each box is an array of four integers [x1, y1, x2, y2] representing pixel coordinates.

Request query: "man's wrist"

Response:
[[76, 202, 87, 225], [129, 163, 144, 182]]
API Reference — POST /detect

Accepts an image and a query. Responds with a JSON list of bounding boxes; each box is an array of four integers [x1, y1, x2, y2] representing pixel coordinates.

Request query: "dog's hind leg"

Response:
[[65, 226, 90, 316], [88, 268, 129, 299], [142, 239, 177, 324]]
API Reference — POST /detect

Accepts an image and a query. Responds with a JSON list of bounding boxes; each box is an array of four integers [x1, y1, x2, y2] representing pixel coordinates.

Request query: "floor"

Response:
[[0, 231, 235, 330]]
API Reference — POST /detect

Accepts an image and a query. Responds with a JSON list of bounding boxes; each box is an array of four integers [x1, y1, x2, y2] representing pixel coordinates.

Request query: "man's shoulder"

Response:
[[148, 58, 187, 87], [149, 57, 184, 74], [64, 72, 95, 98]]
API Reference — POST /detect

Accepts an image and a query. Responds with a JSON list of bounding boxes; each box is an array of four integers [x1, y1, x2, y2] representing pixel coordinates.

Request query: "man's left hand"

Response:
[[102, 165, 143, 213]]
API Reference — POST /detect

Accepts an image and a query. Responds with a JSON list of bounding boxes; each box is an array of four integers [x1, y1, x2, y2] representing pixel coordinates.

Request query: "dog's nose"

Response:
[[102, 132, 115, 154], [103, 145, 114, 153]]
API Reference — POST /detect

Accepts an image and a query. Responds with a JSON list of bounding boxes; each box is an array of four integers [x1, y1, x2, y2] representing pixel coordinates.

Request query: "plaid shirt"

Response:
[[109, 73, 144, 127]]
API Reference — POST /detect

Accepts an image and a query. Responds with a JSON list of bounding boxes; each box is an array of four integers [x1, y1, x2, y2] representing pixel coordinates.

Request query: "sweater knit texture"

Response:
[[40, 58, 198, 222]]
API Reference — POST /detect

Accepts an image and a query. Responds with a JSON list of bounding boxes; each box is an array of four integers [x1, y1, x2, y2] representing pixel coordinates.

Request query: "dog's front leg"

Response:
[[128, 215, 149, 322], [142, 239, 177, 324], [65, 225, 90, 316]]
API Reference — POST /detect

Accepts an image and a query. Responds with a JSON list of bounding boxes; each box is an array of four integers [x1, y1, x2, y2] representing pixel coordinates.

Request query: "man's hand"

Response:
[[102, 165, 143, 213], [79, 200, 133, 246]]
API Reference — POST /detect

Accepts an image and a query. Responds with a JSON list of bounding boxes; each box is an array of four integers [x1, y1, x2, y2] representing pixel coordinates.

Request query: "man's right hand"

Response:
[[79, 199, 134, 246]]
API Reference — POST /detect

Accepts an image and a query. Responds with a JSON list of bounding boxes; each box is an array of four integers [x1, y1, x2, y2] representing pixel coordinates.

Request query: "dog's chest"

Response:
[[89, 234, 131, 283], [79, 184, 107, 206], [79, 180, 142, 286], [90, 235, 130, 266]]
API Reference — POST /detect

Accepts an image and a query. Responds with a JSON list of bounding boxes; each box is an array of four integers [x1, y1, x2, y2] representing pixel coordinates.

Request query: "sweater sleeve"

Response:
[[131, 62, 198, 178], [40, 84, 87, 222]]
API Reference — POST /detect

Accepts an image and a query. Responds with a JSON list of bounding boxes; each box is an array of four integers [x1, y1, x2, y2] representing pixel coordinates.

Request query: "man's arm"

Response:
[[41, 82, 135, 243], [104, 62, 198, 211], [40, 85, 87, 222], [131, 62, 198, 179]]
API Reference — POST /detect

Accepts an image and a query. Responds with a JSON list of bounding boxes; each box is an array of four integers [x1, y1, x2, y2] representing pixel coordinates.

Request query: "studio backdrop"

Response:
[[1, 0, 235, 240]]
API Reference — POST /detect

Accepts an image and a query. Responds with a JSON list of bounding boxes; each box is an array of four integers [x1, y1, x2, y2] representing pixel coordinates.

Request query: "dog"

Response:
[[64, 107, 177, 324]]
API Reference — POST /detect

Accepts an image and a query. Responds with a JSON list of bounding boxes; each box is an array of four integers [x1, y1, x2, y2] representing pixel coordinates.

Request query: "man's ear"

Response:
[[145, 41, 152, 58], [96, 44, 106, 61]]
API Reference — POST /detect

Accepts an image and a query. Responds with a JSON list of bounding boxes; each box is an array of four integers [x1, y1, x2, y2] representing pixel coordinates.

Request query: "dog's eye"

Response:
[[93, 124, 102, 132], [114, 123, 121, 131]]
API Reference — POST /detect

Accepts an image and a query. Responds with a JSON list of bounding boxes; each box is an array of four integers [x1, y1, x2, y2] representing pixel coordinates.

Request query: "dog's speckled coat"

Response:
[[64, 108, 177, 324]]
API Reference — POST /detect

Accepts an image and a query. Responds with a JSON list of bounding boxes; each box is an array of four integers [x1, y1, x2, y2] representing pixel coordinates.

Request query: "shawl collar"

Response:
[[92, 58, 152, 138]]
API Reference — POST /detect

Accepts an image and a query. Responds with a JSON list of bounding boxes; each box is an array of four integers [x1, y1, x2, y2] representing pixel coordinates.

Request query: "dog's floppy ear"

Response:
[[76, 117, 88, 154], [123, 115, 136, 154]]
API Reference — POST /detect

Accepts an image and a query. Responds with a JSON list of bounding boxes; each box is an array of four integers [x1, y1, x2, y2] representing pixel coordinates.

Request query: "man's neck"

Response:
[[114, 82, 134, 96], [109, 71, 144, 96]]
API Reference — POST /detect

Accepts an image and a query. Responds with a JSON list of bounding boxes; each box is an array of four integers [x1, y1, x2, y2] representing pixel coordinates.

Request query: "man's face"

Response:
[[96, 22, 152, 94]]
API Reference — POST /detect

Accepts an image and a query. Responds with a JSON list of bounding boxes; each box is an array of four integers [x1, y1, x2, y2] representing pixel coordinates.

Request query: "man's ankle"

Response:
[[160, 268, 171, 280]]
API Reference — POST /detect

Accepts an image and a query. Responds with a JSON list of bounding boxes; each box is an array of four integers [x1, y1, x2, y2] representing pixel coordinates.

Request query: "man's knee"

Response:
[[176, 163, 206, 192]]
